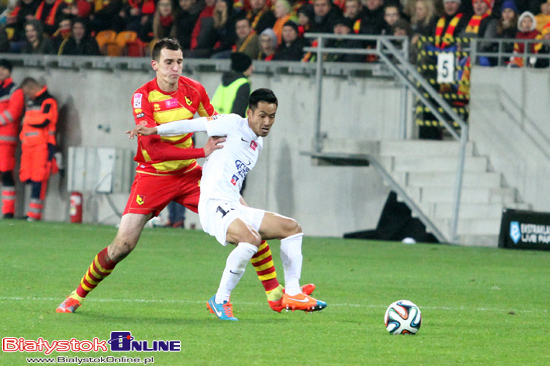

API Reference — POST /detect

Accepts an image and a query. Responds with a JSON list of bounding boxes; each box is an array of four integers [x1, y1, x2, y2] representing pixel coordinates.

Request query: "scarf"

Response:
[[435, 13, 463, 49]]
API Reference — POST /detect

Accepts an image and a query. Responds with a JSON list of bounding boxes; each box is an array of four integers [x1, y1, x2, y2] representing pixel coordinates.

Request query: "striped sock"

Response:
[[74, 247, 117, 300], [250, 241, 283, 302]]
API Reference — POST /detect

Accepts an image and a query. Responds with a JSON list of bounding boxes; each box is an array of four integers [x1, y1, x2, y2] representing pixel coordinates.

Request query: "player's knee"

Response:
[[283, 218, 302, 236], [109, 238, 137, 261], [241, 230, 262, 247]]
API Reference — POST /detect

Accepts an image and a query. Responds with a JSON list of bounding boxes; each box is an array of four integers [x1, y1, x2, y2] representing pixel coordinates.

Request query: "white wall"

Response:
[[7, 66, 398, 237], [469, 67, 550, 211]]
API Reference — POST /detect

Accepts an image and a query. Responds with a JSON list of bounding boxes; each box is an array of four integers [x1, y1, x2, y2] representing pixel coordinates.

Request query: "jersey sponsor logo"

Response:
[[230, 175, 239, 186], [136, 113, 144, 118], [234, 160, 250, 182], [133, 93, 142, 108], [134, 108, 142, 114], [165, 98, 178, 109], [153, 103, 160, 111], [250, 141, 258, 151], [185, 96, 192, 105], [136, 195, 145, 205]]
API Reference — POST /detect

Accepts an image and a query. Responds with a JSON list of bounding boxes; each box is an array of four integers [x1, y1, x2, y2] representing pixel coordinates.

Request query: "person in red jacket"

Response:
[[19, 77, 58, 221], [0, 59, 25, 219]]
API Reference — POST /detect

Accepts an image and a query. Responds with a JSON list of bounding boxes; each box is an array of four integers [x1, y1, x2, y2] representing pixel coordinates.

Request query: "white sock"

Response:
[[280, 233, 303, 296], [215, 242, 258, 303]]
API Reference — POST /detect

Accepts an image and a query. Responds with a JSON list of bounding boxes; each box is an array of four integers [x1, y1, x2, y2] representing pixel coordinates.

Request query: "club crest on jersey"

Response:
[[133, 93, 142, 108], [153, 103, 160, 111], [185, 96, 192, 105], [136, 195, 145, 205], [250, 141, 258, 151], [230, 175, 239, 186]]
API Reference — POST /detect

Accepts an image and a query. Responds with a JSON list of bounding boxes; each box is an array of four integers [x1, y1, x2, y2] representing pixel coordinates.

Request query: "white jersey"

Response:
[[156, 113, 263, 203], [201, 114, 262, 202]]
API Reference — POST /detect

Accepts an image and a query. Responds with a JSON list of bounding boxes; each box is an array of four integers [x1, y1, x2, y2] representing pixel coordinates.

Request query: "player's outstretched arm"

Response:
[[204, 136, 226, 157], [127, 125, 158, 139]]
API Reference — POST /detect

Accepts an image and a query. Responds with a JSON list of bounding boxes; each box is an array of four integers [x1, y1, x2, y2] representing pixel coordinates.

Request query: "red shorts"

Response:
[[123, 166, 202, 217], [0, 143, 16, 172], [19, 144, 48, 182]]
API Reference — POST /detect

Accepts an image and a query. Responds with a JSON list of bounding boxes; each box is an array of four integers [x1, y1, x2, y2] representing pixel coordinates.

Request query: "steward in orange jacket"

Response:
[[20, 77, 58, 221], [0, 59, 25, 219]]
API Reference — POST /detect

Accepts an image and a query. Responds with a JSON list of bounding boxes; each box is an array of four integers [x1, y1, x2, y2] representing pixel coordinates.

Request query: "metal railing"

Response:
[[470, 37, 550, 67], [304, 33, 471, 243]]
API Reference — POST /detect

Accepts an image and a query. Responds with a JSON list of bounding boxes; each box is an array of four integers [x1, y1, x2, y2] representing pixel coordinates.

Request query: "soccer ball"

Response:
[[384, 300, 422, 335]]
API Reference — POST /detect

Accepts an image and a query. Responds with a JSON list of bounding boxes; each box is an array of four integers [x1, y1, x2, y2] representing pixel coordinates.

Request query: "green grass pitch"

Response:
[[1, 220, 550, 365]]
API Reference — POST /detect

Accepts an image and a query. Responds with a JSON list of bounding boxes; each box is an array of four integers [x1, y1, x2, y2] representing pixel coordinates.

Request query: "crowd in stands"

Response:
[[0, 0, 547, 66]]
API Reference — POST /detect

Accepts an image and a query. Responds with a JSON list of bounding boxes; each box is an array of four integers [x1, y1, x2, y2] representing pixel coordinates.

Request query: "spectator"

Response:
[[212, 0, 236, 54], [0, 27, 10, 53], [19, 77, 59, 221], [0, 59, 25, 219], [383, 4, 401, 34], [432, 0, 468, 49], [211, 52, 253, 116], [310, 0, 342, 33], [246, 0, 276, 35], [22, 19, 56, 54], [411, 0, 438, 43], [232, 16, 260, 59], [273, 20, 308, 60], [89, 0, 123, 33], [35, 0, 68, 36], [296, 3, 314, 35], [62, 0, 93, 19], [60, 17, 101, 55], [175, 0, 200, 50], [344, 0, 363, 33], [185, 0, 217, 58], [392, 18, 416, 62], [325, 16, 366, 62], [6, 0, 41, 42], [152, 0, 178, 39], [166, 201, 186, 228], [258, 27, 277, 59], [118, 0, 155, 35], [273, 0, 293, 45], [358, 0, 385, 36], [510, 11, 541, 66], [534, 0, 550, 32], [462, 0, 497, 40], [535, 22, 550, 67], [491, 0, 518, 64], [51, 15, 72, 53]]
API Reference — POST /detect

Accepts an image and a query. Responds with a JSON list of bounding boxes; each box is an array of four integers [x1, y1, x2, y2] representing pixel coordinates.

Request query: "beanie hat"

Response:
[[283, 20, 300, 34], [501, 0, 518, 13], [443, 0, 461, 4], [230, 52, 252, 73], [472, 0, 493, 10], [0, 59, 13, 72], [259, 28, 278, 47], [333, 16, 355, 29], [518, 11, 536, 31]]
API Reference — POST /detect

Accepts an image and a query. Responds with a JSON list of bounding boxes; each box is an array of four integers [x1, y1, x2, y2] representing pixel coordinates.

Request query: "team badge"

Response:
[[136, 195, 145, 205], [133, 93, 142, 108], [250, 141, 258, 151], [185, 96, 192, 105], [153, 103, 160, 111]]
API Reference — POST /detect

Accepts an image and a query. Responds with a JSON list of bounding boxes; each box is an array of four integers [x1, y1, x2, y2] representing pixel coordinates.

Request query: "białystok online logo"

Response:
[[2, 331, 181, 355]]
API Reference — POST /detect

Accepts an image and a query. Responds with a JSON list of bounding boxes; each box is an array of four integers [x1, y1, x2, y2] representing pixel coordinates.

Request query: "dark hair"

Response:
[[235, 15, 251, 26], [152, 38, 182, 61], [21, 77, 40, 88], [249, 88, 278, 110]]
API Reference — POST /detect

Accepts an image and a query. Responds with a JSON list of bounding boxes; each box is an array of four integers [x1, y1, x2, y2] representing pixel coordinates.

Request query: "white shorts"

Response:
[[198, 199, 266, 246]]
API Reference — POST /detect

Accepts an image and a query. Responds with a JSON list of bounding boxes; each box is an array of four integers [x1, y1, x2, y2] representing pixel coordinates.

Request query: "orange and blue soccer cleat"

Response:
[[207, 295, 238, 321], [281, 293, 327, 312], [56, 292, 82, 313], [269, 283, 316, 313]]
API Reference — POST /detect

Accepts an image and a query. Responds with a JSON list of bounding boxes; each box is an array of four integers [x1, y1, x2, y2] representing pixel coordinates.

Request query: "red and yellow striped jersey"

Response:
[[132, 76, 216, 175]]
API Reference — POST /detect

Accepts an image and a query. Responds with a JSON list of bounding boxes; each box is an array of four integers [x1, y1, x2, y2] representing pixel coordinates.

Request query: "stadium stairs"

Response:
[[317, 138, 529, 247]]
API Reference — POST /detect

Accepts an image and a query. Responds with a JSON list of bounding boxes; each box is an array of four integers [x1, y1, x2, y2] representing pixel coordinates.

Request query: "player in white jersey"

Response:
[[128, 88, 327, 321]]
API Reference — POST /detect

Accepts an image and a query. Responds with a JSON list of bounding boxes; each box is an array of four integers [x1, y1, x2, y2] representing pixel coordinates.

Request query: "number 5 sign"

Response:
[[437, 53, 455, 83]]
